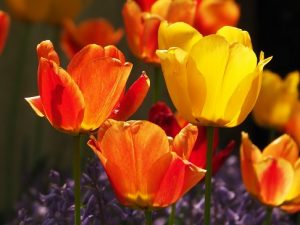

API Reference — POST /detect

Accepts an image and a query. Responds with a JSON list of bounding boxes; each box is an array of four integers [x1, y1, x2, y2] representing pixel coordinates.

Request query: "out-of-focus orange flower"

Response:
[[122, 0, 239, 63], [284, 101, 300, 147], [241, 132, 300, 213], [5, 0, 86, 23], [252, 70, 299, 129], [0, 10, 10, 54], [25, 40, 150, 134], [194, 0, 240, 35], [149, 101, 234, 173], [88, 119, 206, 208], [61, 18, 123, 59]]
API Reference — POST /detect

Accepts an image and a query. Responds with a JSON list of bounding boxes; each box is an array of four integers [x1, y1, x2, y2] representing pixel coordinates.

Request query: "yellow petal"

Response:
[[217, 26, 252, 48], [156, 48, 195, 123], [285, 159, 300, 201], [187, 34, 229, 123], [158, 21, 202, 52]]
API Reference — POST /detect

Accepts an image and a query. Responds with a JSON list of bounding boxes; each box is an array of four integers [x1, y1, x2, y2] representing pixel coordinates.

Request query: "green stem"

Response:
[[145, 209, 153, 225], [73, 135, 81, 225], [152, 66, 161, 103], [263, 206, 273, 225], [204, 126, 214, 225], [168, 204, 176, 225]]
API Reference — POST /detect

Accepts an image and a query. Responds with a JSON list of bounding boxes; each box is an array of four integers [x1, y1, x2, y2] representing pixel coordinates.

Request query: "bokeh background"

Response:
[[0, 0, 299, 223]]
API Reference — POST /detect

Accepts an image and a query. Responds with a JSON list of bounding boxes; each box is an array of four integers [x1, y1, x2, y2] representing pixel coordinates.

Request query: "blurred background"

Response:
[[0, 0, 299, 223]]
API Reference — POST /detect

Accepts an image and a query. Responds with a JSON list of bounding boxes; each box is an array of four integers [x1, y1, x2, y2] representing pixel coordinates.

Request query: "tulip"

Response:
[[252, 70, 299, 129], [240, 132, 300, 213], [149, 101, 234, 172], [122, 0, 239, 64], [284, 101, 300, 147], [156, 22, 272, 127], [5, 0, 85, 23], [88, 119, 206, 208], [25, 40, 150, 134], [0, 10, 10, 54], [61, 18, 123, 59]]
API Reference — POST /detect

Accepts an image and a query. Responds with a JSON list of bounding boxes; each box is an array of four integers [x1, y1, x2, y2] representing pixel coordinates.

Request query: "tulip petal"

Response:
[[0, 11, 9, 54], [153, 153, 205, 207], [156, 48, 195, 123], [37, 40, 60, 65], [99, 120, 170, 206], [68, 45, 133, 131], [158, 21, 202, 52], [25, 96, 45, 117], [172, 124, 198, 159], [240, 132, 262, 196], [254, 157, 294, 206], [110, 72, 150, 121], [262, 134, 299, 165], [38, 58, 85, 133], [285, 159, 300, 202], [188, 35, 229, 124], [217, 26, 252, 48], [122, 0, 144, 57]]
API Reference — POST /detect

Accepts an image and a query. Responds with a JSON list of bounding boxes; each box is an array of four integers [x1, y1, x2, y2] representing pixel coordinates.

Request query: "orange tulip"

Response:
[[0, 10, 10, 54], [61, 18, 123, 59], [240, 132, 300, 213], [25, 40, 150, 134], [122, 0, 239, 63], [284, 101, 300, 147], [88, 119, 206, 208]]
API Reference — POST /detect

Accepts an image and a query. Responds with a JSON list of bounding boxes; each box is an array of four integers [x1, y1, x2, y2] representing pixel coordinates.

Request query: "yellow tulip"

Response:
[[5, 0, 86, 23], [252, 70, 299, 129], [156, 21, 271, 127]]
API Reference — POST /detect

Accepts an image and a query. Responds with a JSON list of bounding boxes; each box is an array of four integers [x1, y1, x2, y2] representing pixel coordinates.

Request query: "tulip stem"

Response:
[[152, 66, 161, 103], [145, 209, 153, 225], [204, 126, 214, 225], [73, 135, 81, 225], [263, 206, 273, 225], [168, 203, 176, 225]]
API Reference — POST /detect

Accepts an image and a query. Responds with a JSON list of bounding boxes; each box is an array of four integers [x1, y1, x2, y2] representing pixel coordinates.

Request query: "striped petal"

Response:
[[25, 96, 45, 117]]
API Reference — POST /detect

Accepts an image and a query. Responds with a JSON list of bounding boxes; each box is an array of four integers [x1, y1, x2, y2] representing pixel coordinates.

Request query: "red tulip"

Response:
[[0, 11, 10, 54], [88, 119, 206, 208], [26, 40, 149, 134]]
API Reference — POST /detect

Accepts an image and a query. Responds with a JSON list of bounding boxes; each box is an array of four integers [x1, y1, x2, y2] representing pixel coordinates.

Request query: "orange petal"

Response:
[[262, 134, 299, 165], [37, 40, 60, 65], [172, 124, 198, 159], [0, 11, 9, 54], [141, 15, 161, 63], [110, 72, 150, 121], [69, 57, 132, 131], [99, 120, 170, 206], [122, 0, 144, 58], [195, 0, 240, 35], [254, 157, 294, 206], [280, 203, 300, 214], [25, 96, 45, 117], [153, 153, 205, 207], [38, 58, 85, 133], [104, 45, 126, 63], [240, 132, 262, 196]]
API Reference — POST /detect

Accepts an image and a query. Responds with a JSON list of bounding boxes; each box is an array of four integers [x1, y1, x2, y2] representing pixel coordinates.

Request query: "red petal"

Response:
[[135, 0, 156, 11], [0, 11, 9, 54], [153, 153, 205, 207], [37, 40, 60, 65], [38, 58, 84, 133], [212, 140, 235, 174], [148, 101, 182, 137], [110, 72, 150, 121], [25, 96, 45, 117]]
